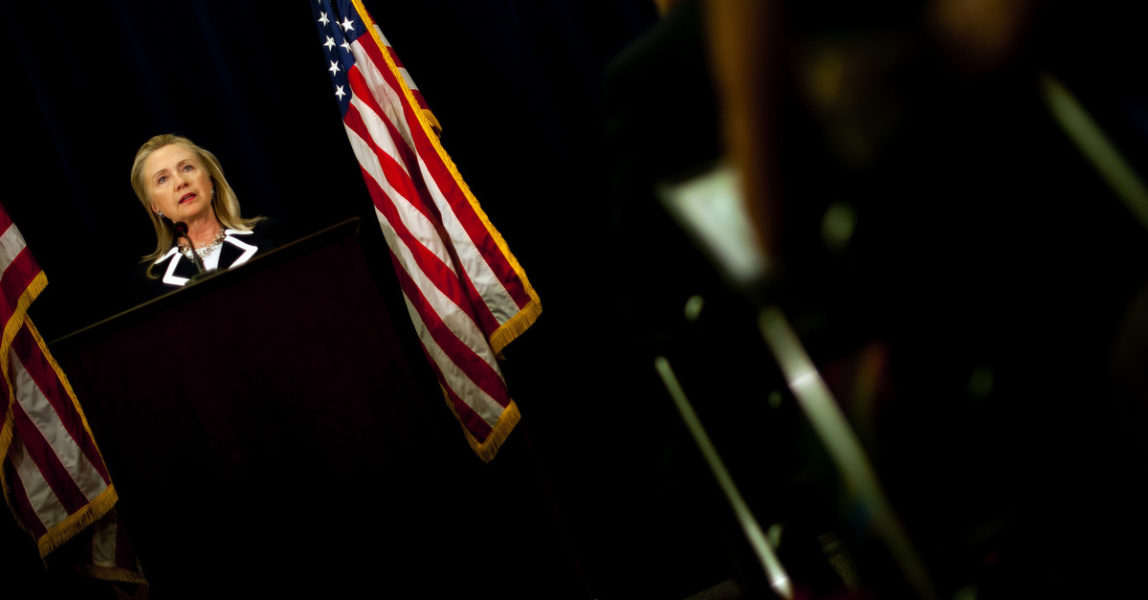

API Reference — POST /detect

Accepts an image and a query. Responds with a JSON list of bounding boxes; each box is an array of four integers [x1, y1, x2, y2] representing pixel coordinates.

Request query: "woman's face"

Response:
[[142, 143, 215, 224]]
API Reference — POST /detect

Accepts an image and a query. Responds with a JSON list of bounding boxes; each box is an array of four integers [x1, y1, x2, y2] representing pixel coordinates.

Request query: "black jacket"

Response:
[[139, 222, 280, 297]]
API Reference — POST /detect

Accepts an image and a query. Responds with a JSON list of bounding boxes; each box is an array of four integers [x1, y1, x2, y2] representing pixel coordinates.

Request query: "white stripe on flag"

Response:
[[9, 440, 67, 531], [351, 42, 416, 153], [91, 514, 117, 567], [344, 111, 456, 273], [352, 45, 519, 326], [1, 222, 28, 272], [413, 151, 519, 325], [371, 205, 505, 382], [370, 26, 426, 103], [346, 94, 411, 178], [397, 68, 418, 96], [393, 274, 505, 426], [13, 352, 106, 501], [372, 25, 392, 49]]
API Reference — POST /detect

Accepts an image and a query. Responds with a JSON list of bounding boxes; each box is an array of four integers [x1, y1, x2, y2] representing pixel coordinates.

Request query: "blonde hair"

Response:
[[131, 134, 264, 277]]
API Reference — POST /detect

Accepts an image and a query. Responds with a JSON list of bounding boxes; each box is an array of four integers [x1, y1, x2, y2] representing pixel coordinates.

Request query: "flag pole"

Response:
[[655, 355, 795, 600]]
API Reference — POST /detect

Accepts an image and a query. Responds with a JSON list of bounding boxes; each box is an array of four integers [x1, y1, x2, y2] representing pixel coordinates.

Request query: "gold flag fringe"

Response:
[[441, 384, 522, 463], [1, 271, 46, 363], [489, 300, 542, 356], [36, 485, 119, 557], [423, 108, 442, 136], [466, 401, 522, 463], [26, 319, 110, 460], [86, 563, 149, 585]]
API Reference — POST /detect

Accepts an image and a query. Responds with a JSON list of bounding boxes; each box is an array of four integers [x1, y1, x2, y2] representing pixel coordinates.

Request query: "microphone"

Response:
[[173, 221, 206, 274]]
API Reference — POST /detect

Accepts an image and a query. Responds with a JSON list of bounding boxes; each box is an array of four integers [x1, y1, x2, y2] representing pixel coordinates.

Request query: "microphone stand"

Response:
[[173, 221, 207, 276]]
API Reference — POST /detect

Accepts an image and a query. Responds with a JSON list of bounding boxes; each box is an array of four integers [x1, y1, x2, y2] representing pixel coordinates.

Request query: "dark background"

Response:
[[4, 1, 1148, 599]]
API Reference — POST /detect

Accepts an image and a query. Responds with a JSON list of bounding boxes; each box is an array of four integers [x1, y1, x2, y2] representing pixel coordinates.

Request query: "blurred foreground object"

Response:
[[705, 0, 783, 262]]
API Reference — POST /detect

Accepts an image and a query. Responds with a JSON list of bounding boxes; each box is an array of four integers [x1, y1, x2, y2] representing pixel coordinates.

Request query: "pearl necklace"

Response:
[[179, 229, 227, 260]]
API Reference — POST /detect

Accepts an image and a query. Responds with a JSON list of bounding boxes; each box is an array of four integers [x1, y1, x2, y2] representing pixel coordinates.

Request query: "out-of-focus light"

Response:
[[657, 162, 770, 288], [654, 356, 794, 600], [953, 584, 978, 600], [788, 368, 817, 390], [821, 201, 857, 251], [684, 295, 705, 322], [758, 306, 938, 600], [968, 366, 994, 399], [1042, 73, 1148, 232], [768, 523, 783, 549]]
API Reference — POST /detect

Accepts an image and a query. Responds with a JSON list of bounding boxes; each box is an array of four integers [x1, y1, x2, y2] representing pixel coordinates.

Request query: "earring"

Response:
[[157, 210, 165, 218]]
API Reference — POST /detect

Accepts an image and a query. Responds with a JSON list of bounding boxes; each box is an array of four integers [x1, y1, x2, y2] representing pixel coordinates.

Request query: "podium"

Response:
[[50, 219, 456, 597]]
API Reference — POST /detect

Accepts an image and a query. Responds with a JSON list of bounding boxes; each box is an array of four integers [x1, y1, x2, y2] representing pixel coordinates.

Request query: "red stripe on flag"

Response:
[[1, 248, 41, 320], [382, 221, 512, 410], [0, 210, 13, 234], [357, 39, 533, 314], [384, 45, 404, 69], [384, 244, 511, 410], [355, 161, 475, 307], [389, 264, 497, 441], [346, 67, 457, 257], [430, 356, 496, 441], [382, 46, 431, 111], [403, 115, 532, 311], [356, 160, 504, 340], [361, 113, 509, 336], [344, 92, 502, 334], [342, 92, 437, 226], [410, 89, 430, 112], [4, 457, 48, 538], [10, 400, 90, 515], [409, 331, 495, 441], [346, 67, 439, 221], [11, 326, 110, 483]]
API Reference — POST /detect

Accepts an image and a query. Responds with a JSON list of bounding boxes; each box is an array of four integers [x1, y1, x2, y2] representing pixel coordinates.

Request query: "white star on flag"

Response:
[[317, 12, 329, 26], [323, 36, 335, 51], [328, 60, 340, 76], [335, 85, 346, 100], [340, 17, 355, 32]]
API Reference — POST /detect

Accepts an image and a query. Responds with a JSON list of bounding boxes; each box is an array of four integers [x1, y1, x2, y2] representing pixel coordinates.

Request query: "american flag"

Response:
[[0, 203, 143, 583], [312, 0, 541, 461]]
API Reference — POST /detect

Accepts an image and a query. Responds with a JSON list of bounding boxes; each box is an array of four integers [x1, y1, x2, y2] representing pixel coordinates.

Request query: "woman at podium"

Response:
[[130, 134, 273, 292]]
